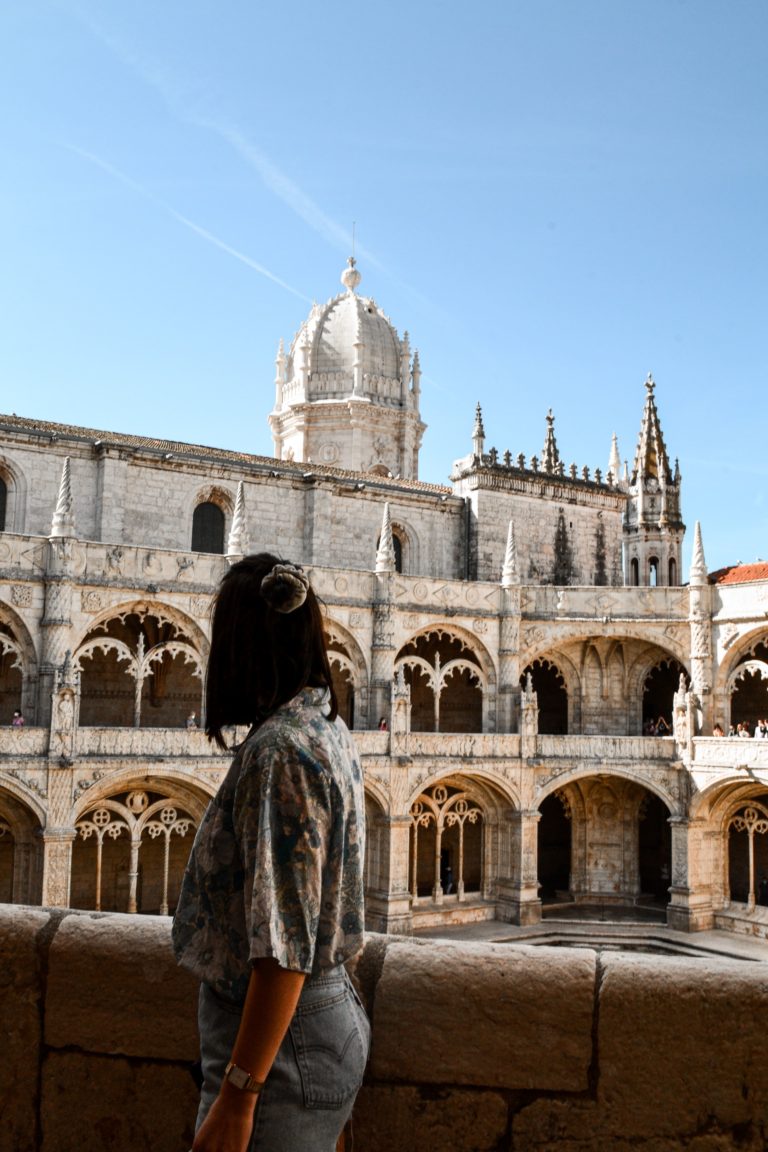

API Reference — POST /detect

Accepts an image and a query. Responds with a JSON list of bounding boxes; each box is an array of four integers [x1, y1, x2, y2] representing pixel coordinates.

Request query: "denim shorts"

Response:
[[196, 965, 370, 1151]]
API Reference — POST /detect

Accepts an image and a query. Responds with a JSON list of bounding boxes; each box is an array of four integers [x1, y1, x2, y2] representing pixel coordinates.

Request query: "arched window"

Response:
[[630, 558, 639, 586], [376, 531, 404, 573], [0, 477, 6, 532], [192, 502, 225, 554], [649, 557, 659, 587], [668, 558, 677, 586]]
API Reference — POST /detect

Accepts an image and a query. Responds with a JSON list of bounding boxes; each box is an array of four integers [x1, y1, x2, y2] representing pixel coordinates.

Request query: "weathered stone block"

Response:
[[354, 1084, 508, 1152], [40, 1051, 198, 1152], [0, 906, 49, 1152], [45, 911, 199, 1060], [371, 940, 595, 1091], [596, 953, 768, 1139]]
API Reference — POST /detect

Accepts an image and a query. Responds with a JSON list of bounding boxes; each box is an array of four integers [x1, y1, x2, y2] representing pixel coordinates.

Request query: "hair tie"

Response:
[[260, 563, 309, 614]]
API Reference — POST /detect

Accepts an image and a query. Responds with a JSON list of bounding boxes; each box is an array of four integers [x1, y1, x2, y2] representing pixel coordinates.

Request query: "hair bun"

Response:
[[260, 563, 309, 614]]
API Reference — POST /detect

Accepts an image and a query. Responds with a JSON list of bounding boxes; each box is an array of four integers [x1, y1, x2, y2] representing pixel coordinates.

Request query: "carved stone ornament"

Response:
[[81, 589, 104, 613], [190, 596, 211, 618], [10, 584, 32, 607]]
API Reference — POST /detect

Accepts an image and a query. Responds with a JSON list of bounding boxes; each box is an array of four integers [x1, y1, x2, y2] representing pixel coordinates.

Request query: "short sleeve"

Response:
[[233, 736, 334, 974]]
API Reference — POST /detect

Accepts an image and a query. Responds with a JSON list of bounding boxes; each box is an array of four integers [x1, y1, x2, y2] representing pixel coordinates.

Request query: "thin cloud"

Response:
[[64, 145, 312, 302]]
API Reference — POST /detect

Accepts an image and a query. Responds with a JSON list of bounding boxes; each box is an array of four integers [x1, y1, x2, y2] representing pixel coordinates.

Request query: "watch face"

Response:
[[227, 1065, 249, 1089]]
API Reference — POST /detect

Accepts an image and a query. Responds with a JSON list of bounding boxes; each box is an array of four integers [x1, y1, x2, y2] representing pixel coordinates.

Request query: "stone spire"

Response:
[[226, 481, 248, 561], [472, 403, 485, 458], [411, 349, 421, 397], [608, 433, 621, 483], [542, 410, 560, 474], [500, 520, 519, 587], [341, 256, 361, 294], [689, 520, 708, 586], [631, 373, 672, 485], [50, 457, 75, 538], [375, 502, 396, 574]]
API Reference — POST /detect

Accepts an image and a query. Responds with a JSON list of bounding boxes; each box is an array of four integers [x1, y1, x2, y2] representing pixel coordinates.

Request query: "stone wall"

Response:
[[4, 904, 768, 1152]]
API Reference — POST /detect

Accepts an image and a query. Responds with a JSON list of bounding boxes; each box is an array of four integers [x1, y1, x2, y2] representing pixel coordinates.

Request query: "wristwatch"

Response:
[[223, 1061, 265, 1094]]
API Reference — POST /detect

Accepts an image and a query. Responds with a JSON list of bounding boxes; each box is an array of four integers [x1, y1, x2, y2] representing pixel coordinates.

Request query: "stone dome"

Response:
[[286, 259, 404, 393]]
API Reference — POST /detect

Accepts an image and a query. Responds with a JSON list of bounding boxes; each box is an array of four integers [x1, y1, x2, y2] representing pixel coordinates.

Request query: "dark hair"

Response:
[[205, 553, 338, 748]]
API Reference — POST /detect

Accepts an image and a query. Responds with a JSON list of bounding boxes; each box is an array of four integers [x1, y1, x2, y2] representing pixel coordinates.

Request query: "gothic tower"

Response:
[[269, 260, 426, 479], [623, 374, 684, 586]]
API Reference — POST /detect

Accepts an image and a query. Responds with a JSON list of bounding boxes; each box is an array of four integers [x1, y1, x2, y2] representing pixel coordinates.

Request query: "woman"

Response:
[[172, 555, 369, 1152]]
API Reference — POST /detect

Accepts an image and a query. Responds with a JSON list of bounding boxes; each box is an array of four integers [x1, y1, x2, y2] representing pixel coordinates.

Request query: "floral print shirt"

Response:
[[172, 688, 365, 1002]]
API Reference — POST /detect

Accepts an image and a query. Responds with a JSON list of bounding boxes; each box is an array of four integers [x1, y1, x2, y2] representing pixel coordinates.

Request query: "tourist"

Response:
[[12, 710, 24, 727], [655, 716, 671, 736], [754, 719, 768, 739], [186, 711, 199, 729], [713, 723, 724, 737], [378, 716, 388, 731], [738, 722, 751, 738], [172, 555, 369, 1152]]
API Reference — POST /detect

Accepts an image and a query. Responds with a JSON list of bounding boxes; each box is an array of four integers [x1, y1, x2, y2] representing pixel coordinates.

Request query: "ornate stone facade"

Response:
[[1, 263, 768, 936]]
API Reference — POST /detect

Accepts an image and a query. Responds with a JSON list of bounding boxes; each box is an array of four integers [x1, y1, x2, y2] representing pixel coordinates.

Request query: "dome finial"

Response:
[[341, 256, 361, 294]]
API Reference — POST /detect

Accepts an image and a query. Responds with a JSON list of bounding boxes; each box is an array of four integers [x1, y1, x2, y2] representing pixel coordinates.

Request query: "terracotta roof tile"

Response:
[[709, 563, 768, 586]]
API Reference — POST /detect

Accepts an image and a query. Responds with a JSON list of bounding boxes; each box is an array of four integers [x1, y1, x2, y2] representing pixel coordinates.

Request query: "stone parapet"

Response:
[[3, 905, 768, 1151]]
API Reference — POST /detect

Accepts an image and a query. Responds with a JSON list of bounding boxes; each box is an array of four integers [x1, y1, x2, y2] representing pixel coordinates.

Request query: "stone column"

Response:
[[365, 815, 412, 934], [38, 539, 77, 728], [370, 575, 395, 728], [41, 828, 76, 907], [498, 588, 521, 733], [666, 816, 714, 932], [688, 580, 714, 737], [496, 808, 542, 925]]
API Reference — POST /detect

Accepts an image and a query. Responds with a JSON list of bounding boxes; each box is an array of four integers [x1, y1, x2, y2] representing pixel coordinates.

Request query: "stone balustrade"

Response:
[[3, 904, 768, 1151], [692, 736, 768, 770], [536, 733, 676, 760]]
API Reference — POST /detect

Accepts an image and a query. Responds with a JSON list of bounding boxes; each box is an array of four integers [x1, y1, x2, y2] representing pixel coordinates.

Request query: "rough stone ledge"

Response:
[[2, 904, 768, 1152]]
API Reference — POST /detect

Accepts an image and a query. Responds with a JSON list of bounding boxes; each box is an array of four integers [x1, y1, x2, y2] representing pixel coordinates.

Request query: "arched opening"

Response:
[[397, 631, 483, 733], [630, 557, 639, 586], [521, 659, 567, 734], [364, 793, 388, 896], [0, 792, 44, 904], [538, 791, 571, 903], [0, 476, 6, 532], [328, 652, 355, 729], [0, 623, 23, 721], [543, 777, 671, 918], [729, 642, 768, 733], [649, 556, 659, 587], [408, 783, 483, 902], [643, 659, 686, 733], [668, 557, 677, 586], [638, 792, 672, 904], [72, 789, 197, 914], [191, 502, 225, 554], [77, 609, 202, 727], [728, 797, 768, 908], [0, 817, 13, 902]]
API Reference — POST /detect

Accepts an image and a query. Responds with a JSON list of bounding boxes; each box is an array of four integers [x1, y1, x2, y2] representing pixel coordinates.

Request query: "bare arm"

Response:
[[192, 958, 306, 1152]]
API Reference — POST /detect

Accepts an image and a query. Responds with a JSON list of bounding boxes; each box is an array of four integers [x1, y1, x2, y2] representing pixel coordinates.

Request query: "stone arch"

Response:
[[538, 773, 674, 911], [536, 766, 680, 818], [694, 779, 768, 913], [0, 599, 39, 722], [0, 452, 29, 533], [521, 656, 571, 734], [0, 785, 44, 904], [625, 645, 689, 736], [324, 618, 369, 729], [73, 601, 208, 728], [396, 625, 495, 734], [71, 781, 206, 914], [407, 772, 512, 905], [364, 789, 389, 896]]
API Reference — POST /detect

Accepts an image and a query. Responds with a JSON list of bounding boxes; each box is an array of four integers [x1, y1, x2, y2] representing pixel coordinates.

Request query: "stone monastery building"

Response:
[[1, 259, 768, 939]]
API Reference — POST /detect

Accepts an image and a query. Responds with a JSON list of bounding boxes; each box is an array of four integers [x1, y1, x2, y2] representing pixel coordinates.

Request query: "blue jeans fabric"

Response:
[[196, 966, 370, 1151]]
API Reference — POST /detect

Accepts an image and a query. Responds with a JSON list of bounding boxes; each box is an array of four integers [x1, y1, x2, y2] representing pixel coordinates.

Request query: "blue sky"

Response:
[[1, 0, 766, 573]]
